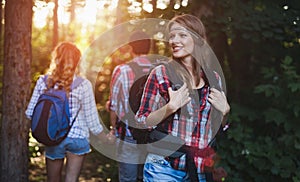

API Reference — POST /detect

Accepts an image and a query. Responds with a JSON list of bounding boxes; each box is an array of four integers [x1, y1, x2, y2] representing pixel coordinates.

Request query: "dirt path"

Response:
[[29, 150, 118, 182]]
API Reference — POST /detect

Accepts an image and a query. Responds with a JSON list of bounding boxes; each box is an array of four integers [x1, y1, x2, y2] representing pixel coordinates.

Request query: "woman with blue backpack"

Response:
[[26, 42, 114, 182], [135, 14, 230, 182]]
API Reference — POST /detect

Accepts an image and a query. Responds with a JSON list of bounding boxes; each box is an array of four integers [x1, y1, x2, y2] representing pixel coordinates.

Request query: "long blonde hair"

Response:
[[168, 14, 207, 89], [46, 42, 81, 94]]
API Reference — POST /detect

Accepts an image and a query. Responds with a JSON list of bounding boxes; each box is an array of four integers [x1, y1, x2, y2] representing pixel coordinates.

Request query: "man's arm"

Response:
[[109, 109, 118, 135], [107, 66, 122, 134]]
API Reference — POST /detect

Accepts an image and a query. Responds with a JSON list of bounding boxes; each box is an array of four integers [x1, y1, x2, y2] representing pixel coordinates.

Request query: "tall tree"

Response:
[[0, 0, 3, 58], [1, 0, 32, 181], [115, 0, 130, 25], [0, 0, 2, 39], [53, 0, 58, 49], [69, 0, 76, 41]]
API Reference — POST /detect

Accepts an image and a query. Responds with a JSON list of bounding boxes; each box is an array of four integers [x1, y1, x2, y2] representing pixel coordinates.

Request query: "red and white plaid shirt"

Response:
[[136, 64, 214, 173], [109, 57, 152, 137]]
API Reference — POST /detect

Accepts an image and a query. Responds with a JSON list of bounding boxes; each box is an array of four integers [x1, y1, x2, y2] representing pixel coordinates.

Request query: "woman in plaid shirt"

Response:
[[26, 42, 114, 182], [136, 14, 230, 182]]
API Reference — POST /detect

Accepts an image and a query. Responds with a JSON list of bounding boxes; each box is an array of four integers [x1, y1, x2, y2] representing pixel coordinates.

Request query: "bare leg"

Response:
[[46, 158, 64, 182], [64, 152, 85, 182]]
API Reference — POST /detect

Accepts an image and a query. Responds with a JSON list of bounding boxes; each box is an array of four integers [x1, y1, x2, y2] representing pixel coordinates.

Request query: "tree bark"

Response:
[[53, 0, 58, 49], [1, 0, 32, 181], [0, 0, 3, 59], [0, 0, 2, 37]]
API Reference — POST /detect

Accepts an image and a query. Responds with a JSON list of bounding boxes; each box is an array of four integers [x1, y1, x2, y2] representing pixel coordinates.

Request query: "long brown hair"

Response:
[[168, 14, 207, 88], [46, 42, 81, 95]]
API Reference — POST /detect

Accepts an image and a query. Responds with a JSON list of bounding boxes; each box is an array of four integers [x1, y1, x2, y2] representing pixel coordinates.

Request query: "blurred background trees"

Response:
[[0, 0, 299, 181]]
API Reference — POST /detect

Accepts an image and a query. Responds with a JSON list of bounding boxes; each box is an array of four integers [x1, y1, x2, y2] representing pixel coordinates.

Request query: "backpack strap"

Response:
[[71, 76, 84, 90], [127, 61, 152, 81], [155, 61, 183, 133], [119, 61, 152, 141], [165, 61, 184, 90], [43, 74, 49, 86], [43, 74, 84, 127]]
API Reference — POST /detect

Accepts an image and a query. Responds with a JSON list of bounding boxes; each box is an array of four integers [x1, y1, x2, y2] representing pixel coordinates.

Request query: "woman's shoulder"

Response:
[[152, 60, 178, 75], [149, 64, 164, 78], [153, 60, 177, 70], [111, 64, 131, 76], [151, 61, 170, 73], [148, 63, 172, 85], [69, 75, 91, 90], [35, 74, 47, 86], [75, 75, 90, 84]]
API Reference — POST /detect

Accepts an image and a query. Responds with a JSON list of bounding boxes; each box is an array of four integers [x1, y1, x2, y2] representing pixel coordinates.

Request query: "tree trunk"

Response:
[[0, 0, 3, 59], [115, 0, 130, 25], [53, 0, 58, 49], [0, 0, 2, 36], [69, 0, 76, 41], [1, 0, 32, 181]]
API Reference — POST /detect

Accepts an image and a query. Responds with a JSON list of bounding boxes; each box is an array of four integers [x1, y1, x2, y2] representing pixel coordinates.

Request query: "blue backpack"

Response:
[[31, 75, 84, 146]]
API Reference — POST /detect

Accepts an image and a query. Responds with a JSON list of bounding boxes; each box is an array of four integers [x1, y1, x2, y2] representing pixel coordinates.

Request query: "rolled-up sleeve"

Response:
[[25, 76, 46, 119], [109, 65, 122, 112], [135, 65, 170, 126], [82, 80, 103, 135]]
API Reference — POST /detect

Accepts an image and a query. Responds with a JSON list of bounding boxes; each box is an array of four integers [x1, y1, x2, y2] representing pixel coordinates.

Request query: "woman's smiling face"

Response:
[[169, 23, 194, 60]]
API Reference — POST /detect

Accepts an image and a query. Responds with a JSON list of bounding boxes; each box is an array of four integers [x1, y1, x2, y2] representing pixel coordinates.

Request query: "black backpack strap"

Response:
[[127, 61, 152, 81], [118, 61, 151, 141], [165, 61, 184, 90], [127, 61, 140, 80], [155, 61, 183, 133]]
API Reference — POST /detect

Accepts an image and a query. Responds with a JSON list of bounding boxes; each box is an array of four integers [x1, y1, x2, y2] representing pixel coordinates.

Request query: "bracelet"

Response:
[[110, 126, 116, 130]]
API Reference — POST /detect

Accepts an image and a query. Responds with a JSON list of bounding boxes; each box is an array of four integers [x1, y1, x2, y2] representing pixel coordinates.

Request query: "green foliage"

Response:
[[200, 0, 300, 181], [28, 132, 43, 158], [31, 25, 53, 80]]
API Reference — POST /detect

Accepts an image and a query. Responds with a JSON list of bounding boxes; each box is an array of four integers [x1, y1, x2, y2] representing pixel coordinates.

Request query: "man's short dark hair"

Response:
[[129, 30, 151, 55]]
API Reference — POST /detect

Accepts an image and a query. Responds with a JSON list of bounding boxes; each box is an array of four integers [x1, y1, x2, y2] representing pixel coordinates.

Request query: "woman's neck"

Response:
[[181, 56, 193, 67], [179, 57, 204, 89], [181, 57, 195, 75]]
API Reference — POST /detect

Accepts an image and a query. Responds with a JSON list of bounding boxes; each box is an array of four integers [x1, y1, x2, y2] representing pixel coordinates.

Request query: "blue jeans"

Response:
[[143, 153, 206, 182], [45, 137, 91, 160], [117, 136, 147, 182]]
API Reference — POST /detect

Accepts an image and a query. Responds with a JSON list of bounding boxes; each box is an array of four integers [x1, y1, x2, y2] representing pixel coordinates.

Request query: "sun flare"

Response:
[[33, 0, 119, 29]]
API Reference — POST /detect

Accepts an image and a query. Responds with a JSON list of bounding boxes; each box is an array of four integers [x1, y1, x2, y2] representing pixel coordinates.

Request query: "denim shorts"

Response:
[[45, 137, 91, 160], [144, 153, 207, 182]]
